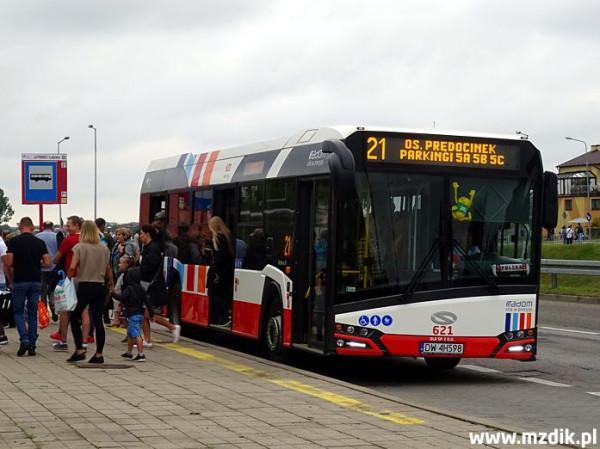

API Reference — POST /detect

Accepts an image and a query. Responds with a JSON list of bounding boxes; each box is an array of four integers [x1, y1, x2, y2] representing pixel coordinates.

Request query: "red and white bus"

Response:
[[140, 126, 557, 368]]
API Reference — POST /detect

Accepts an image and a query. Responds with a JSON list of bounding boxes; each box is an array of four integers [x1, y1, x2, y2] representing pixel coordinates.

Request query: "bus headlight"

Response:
[[507, 345, 524, 352], [516, 330, 525, 339], [359, 328, 369, 337], [346, 326, 355, 335], [336, 339, 345, 348]]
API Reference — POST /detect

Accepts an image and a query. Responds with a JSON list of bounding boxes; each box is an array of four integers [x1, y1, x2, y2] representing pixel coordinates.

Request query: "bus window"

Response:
[[189, 190, 213, 264], [265, 179, 296, 273], [237, 183, 265, 270], [336, 173, 443, 299], [450, 177, 533, 283], [168, 192, 192, 236]]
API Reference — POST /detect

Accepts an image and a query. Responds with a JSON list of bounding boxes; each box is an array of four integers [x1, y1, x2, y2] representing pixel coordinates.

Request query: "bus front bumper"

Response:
[[333, 332, 536, 360]]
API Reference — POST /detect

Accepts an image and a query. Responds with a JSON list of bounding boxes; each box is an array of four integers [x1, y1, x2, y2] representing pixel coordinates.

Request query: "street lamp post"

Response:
[[88, 125, 97, 219], [56, 136, 70, 226], [565, 136, 591, 236]]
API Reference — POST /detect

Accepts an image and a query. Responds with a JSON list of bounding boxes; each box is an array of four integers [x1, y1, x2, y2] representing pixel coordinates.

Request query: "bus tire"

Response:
[[263, 297, 286, 361], [424, 357, 461, 370], [168, 282, 182, 326]]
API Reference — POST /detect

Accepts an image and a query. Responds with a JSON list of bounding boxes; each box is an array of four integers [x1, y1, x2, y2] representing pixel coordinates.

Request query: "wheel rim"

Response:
[[266, 314, 282, 352]]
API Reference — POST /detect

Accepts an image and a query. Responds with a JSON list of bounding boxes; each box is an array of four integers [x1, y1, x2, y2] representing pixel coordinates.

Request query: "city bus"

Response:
[[139, 126, 557, 368]]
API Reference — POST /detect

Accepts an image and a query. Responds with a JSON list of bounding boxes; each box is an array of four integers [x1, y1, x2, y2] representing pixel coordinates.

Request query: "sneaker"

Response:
[[172, 324, 181, 343], [27, 347, 36, 356], [86, 336, 95, 344], [121, 352, 133, 359], [143, 341, 153, 348], [50, 331, 62, 341], [0, 335, 7, 345], [66, 352, 86, 362], [133, 354, 146, 362], [88, 355, 104, 364], [53, 342, 68, 351], [17, 343, 28, 357]]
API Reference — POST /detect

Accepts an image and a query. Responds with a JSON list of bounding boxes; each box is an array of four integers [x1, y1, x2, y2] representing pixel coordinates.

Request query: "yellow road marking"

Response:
[[110, 328, 424, 425]]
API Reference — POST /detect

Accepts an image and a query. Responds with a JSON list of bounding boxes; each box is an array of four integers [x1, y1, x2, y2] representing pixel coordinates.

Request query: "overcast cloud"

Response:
[[1, 0, 599, 225]]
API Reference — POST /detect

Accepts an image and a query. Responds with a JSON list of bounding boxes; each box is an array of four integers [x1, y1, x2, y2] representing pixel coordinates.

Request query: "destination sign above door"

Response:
[[363, 134, 520, 170]]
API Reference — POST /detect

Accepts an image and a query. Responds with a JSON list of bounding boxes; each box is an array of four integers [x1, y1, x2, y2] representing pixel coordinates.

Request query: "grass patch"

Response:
[[540, 273, 600, 297], [541, 243, 600, 297], [542, 242, 600, 260]]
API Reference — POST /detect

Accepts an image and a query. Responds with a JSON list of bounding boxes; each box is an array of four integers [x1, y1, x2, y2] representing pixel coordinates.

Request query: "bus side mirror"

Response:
[[543, 171, 558, 230], [322, 139, 356, 202]]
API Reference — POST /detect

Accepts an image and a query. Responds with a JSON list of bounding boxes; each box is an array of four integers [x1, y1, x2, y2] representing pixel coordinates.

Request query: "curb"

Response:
[[150, 326, 575, 447]]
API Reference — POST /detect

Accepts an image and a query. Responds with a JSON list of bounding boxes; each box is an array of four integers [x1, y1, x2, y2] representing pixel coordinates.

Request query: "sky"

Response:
[[1, 0, 599, 225]]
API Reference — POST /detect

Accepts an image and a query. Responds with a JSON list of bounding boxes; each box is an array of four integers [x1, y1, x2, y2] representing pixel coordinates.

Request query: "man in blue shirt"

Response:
[[36, 221, 59, 322]]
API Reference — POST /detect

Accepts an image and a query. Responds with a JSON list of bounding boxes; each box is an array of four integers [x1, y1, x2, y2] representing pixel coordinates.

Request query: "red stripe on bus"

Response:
[[283, 308, 292, 347], [190, 153, 208, 187], [198, 265, 207, 294], [232, 300, 261, 338], [186, 265, 195, 293], [526, 312, 532, 329], [181, 291, 209, 326], [202, 151, 220, 186], [519, 313, 525, 330]]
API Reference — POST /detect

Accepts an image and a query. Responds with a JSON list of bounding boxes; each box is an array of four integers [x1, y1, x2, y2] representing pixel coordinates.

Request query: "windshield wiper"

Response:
[[451, 238, 499, 294], [402, 238, 441, 302]]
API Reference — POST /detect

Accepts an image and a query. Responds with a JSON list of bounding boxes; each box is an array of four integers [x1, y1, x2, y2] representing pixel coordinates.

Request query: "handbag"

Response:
[[38, 300, 49, 329], [147, 266, 168, 307]]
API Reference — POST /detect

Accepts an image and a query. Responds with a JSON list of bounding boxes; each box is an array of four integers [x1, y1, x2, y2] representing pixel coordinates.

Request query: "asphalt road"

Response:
[[186, 296, 600, 441], [292, 296, 600, 437]]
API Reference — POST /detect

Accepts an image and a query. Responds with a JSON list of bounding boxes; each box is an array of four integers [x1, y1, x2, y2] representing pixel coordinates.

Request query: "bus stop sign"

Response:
[[21, 153, 68, 205]]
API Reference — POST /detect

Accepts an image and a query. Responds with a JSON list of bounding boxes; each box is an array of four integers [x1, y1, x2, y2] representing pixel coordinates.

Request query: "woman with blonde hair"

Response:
[[207, 216, 234, 325], [66, 220, 113, 363]]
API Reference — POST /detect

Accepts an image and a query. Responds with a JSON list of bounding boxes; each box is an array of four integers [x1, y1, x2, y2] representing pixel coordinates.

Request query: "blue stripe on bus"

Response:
[[505, 313, 511, 332], [512, 313, 519, 331]]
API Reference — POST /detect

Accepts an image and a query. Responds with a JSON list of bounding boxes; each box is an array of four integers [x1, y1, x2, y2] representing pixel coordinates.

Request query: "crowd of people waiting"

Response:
[[0, 215, 181, 363]]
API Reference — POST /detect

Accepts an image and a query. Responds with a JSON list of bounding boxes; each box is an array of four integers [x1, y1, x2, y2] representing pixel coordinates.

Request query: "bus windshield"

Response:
[[450, 176, 533, 284], [336, 171, 535, 300]]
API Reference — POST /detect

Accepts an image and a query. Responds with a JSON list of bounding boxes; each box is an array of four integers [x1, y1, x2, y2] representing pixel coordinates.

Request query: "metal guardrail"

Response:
[[540, 259, 600, 288]]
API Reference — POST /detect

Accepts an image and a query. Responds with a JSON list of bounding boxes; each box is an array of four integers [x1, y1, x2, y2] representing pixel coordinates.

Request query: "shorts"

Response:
[[127, 314, 144, 338], [151, 306, 163, 315]]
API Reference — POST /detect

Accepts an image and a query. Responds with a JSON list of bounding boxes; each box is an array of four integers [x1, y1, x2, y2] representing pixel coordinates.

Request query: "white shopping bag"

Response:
[[54, 272, 77, 313]]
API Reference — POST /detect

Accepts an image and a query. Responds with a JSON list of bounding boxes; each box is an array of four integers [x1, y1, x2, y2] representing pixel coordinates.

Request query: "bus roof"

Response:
[[141, 126, 527, 194]]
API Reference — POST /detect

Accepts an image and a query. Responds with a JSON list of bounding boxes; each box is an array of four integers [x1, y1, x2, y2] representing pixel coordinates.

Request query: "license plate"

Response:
[[420, 342, 464, 355]]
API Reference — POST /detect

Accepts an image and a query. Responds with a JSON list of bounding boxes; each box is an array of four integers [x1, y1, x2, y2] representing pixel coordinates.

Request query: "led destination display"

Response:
[[364, 134, 520, 170]]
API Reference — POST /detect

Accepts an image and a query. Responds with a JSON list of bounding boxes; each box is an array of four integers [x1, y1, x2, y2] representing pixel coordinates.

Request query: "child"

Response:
[[112, 256, 135, 331], [113, 266, 152, 362]]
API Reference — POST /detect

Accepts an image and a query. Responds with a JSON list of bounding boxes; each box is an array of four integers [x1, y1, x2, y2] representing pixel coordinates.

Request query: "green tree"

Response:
[[0, 188, 15, 225]]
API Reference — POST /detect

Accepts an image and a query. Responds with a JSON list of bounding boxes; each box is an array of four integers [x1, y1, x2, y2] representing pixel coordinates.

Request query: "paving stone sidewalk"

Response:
[[0, 324, 563, 449]]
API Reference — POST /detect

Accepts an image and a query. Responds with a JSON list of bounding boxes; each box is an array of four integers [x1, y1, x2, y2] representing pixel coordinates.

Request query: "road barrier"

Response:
[[540, 259, 600, 288]]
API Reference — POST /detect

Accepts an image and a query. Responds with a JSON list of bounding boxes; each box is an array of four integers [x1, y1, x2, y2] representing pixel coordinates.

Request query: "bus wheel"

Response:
[[424, 357, 461, 370], [263, 299, 285, 361], [169, 282, 182, 326]]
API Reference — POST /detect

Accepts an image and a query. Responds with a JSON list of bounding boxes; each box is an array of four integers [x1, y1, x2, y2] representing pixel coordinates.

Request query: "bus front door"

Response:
[[295, 179, 330, 349]]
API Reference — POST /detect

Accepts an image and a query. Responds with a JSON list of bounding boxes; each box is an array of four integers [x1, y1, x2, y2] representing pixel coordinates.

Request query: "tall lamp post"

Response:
[[88, 125, 97, 219], [57, 136, 70, 226], [565, 136, 591, 236]]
